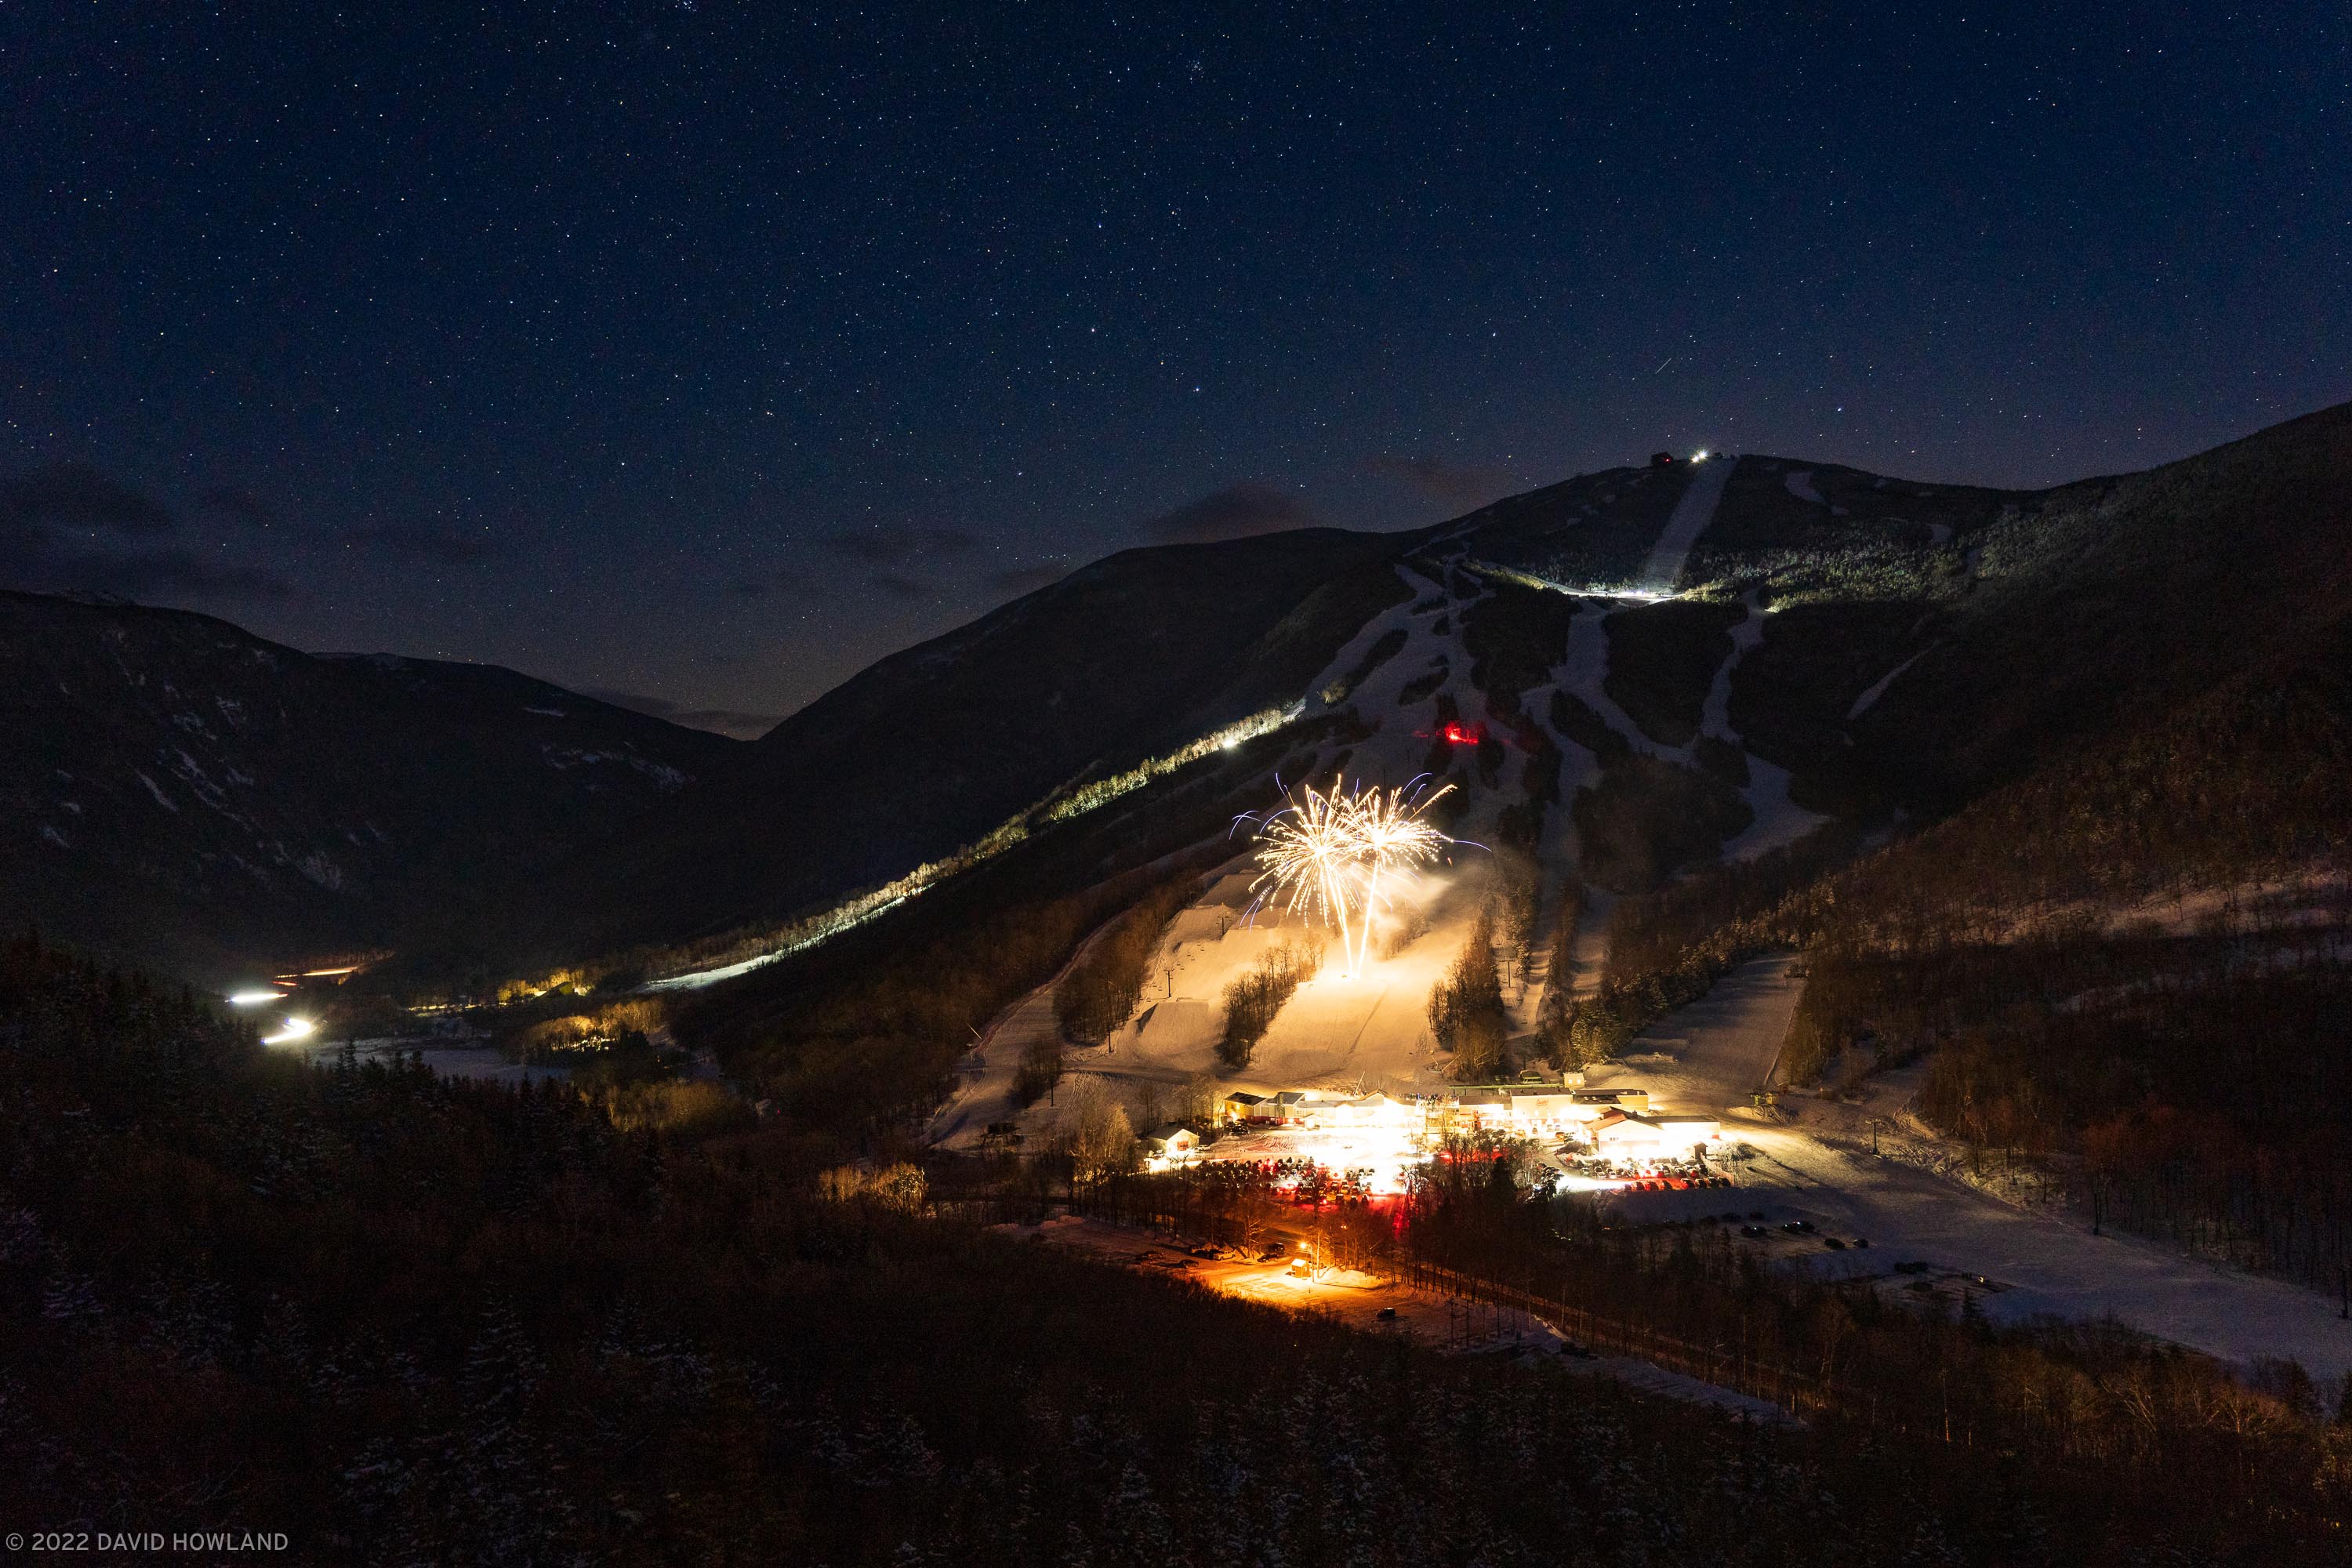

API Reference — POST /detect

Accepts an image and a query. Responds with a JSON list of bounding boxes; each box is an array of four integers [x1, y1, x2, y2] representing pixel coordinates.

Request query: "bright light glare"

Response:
[[1243, 775, 1457, 975], [262, 1016, 316, 1045], [1692, 449, 1710, 462], [227, 989, 285, 1007]]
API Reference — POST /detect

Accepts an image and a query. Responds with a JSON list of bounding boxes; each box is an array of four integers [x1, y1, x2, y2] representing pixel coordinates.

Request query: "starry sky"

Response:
[[4, 3, 2346, 734]]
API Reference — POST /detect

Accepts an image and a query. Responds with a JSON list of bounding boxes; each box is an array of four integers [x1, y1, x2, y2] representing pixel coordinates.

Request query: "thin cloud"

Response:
[[2, 463, 176, 535], [1145, 482, 1320, 544], [0, 463, 292, 601], [815, 524, 978, 565], [587, 688, 779, 740], [1370, 454, 1509, 510], [74, 550, 294, 600]]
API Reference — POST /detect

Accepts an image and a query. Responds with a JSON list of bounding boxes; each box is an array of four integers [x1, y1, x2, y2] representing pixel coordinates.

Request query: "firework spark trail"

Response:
[[1241, 775, 1460, 974], [1342, 778, 1457, 971], [1244, 778, 1367, 968]]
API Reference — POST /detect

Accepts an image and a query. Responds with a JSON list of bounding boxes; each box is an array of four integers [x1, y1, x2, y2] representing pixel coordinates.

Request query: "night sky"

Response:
[[5, 4, 2345, 733]]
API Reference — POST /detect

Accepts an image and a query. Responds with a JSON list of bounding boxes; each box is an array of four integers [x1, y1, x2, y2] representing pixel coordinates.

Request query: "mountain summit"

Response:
[[7, 402, 2349, 987]]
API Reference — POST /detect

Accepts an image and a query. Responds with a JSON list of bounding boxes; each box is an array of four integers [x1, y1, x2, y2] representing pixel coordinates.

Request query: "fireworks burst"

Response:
[[1241, 775, 1459, 975]]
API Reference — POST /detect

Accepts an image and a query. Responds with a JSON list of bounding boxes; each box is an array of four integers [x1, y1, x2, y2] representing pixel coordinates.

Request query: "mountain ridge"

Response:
[[0, 590, 742, 982], [7, 401, 2349, 988]]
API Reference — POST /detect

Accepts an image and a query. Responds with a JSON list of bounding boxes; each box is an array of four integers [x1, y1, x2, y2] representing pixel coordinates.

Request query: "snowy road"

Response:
[[1591, 957, 2352, 1380]]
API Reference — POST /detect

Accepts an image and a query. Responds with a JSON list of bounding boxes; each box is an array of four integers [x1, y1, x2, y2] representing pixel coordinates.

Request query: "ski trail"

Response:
[[1720, 757, 1821, 862], [1601, 957, 2352, 1381], [1846, 647, 1930, 721], [1697, 590, 1766, 742], [1554, 608, 1682, 763], [1634, 456, 1734, 593], [1700, 592, 1831, 861], [1544, 582, 1830, 874], [1299, 564, 1443, 719]]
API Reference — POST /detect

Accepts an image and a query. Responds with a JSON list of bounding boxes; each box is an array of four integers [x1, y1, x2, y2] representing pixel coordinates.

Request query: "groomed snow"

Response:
[[1591, 958, 2352, 1381], [1634, 456, 1734, 594], [930, 859, 1488, 1152]]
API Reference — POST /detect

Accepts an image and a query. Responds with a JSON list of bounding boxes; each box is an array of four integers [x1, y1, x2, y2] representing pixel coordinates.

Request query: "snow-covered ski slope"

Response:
[[1595, 957, 2352, 1380], [940, 470, 1836, 1147], [928, 455, 2352, 1371]]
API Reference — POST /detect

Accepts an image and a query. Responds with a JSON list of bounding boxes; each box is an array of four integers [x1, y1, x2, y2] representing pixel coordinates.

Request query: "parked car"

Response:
[[1824, 1236, 1847, 1250], [1782, 1219, 1816, 1234], [1375, 1306, 1398, 1321], [1740, 1225, 1767, 1238]]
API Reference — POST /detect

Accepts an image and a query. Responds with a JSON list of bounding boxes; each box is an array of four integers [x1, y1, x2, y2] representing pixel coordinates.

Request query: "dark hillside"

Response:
[[0, 592, 737, 982], [5, 936, 2344, 1563], [530, 527, 1421, 958], [670, 712, 1354, 1136], [1849, 401, 2352, 812], [1448, 461, 1693, 587], [1592, 606, 2352, 1283]]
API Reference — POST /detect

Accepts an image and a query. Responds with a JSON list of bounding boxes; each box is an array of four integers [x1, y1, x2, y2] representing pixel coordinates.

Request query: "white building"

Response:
[[1141, 1123, 1203, 1170], [1316, 1093, 1417, 1131], [1143, 1123, 1200, 1157], [1588, 1109, 1720, 1158]]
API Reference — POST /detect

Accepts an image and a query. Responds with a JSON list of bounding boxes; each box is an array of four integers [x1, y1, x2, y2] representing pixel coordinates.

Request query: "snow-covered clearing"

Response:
[[1783, 470, 1825, 506], [281, 1036, 572, 1087], [2102, 870, 2352, 938], [1719, 757, 1821, 862], [1590, 958, 2352, 1380]]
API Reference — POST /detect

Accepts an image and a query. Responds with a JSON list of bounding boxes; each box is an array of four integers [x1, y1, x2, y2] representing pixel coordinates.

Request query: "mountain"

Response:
[[12, 402, 2349, 990], [527, 402, 2350, 985], [520, 525, 1425, 961], [0, 591, 741, 982]]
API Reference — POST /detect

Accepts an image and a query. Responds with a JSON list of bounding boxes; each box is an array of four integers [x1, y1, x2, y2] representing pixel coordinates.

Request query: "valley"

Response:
[[16, 16, 2347, 1558], [9, 410, 2352, 1562]]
